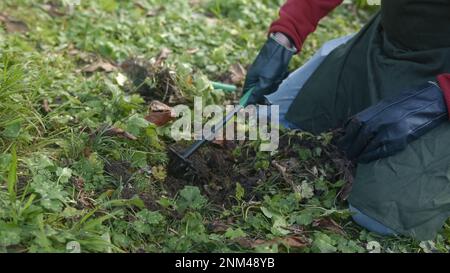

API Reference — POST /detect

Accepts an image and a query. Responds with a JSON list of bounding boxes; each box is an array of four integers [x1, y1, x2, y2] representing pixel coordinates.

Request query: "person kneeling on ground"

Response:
[[243, 0, 450, 240]]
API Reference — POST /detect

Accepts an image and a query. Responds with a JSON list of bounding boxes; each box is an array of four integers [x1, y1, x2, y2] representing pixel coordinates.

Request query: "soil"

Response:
[[164, 133, 355, 208], [165, 141, 261, 207], [104, 160, 161, 210], [99, 124, 354, 212]]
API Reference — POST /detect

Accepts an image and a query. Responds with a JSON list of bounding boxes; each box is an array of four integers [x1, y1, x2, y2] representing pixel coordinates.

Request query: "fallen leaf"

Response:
[[146, 7, 165, 17], [0, 13, 29, 33], [282, 236, 309, 248], [234, 238, 254, 249], [145, 112, 175, 127], [41, 3, 66, 17], [145, 100, 176, 126], [244, 236, 309, 249], [208, 220, 229, 233], [134, 3, 165, 17], [148, 100, 173, 113], [67, 45, 97, 63], [154, 48, 172, 67], [134, 2, 147, 10], [186, 48, 199, 54], [229, 63, 247, 84], [81, 60, 117, 73], [212, 139, 225, 146], [105, 127, 138, 141], [272, 160, 297, 192], [42, 99, 52, 113], [313, 218, 346, 236]]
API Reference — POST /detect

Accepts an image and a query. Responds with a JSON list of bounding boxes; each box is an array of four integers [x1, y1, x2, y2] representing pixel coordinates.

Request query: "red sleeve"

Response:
[[269, 0, 343, 52], [438, 73, 450, 120]]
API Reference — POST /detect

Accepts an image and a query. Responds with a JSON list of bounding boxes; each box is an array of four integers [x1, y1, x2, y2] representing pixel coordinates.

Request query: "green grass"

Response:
[[0, 0, 449, 253]]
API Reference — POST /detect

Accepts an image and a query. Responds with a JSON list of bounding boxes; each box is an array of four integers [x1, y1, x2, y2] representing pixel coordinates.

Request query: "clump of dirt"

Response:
[[120, 58, 187, 104]]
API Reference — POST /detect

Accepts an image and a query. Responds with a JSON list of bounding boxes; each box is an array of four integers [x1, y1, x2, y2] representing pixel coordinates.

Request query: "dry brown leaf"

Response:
[[229, 63, 247, 84], [237, 236, 309, 249], [208, 220, 229, 233], [67, 45, 97, 63], [154, 48, 172, 67], [281, 236, 309, 248], [134, 2, 147, 10], [41, 3, 66, 17], [234, 238, 254, 249], [145, 100, 176, 126], [81, 60, 117, 73], [186, 48, 199, 54], [134, 2, 164, 16], [212, 139, 225, 147], [42, 99, 52, 113], [149, 100, 174, 112], [272, 160, 297, 192], [145, 112, 175, 127], [106, 127, 138, 141], [0, 13, 29, 33], [255, 236, 308, 248], [146, 7, 165, 17], [313, 218, 346, 236]]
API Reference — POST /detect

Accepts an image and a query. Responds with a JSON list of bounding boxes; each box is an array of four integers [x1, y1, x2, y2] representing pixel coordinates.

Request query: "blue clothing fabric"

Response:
[[265, 34, 396, 236], [349, 205, 396, 236]]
